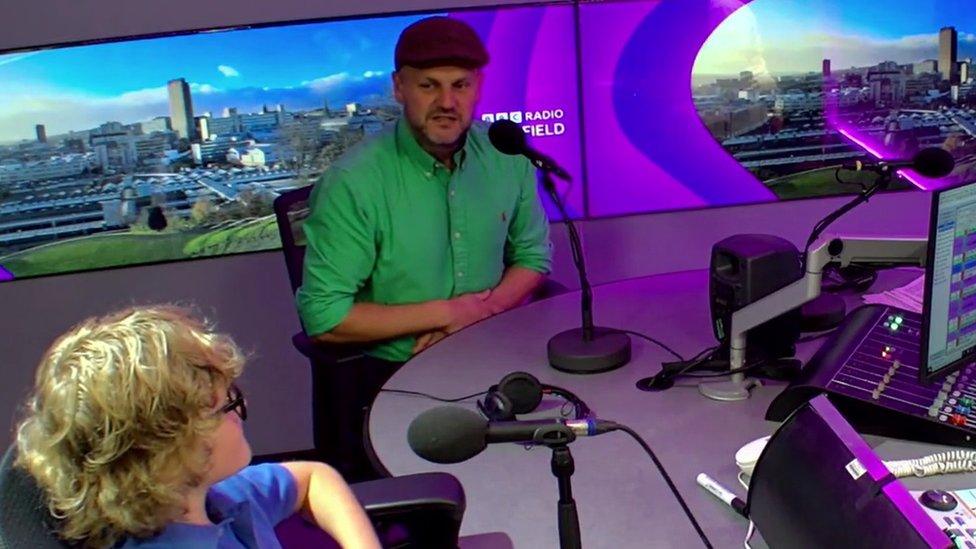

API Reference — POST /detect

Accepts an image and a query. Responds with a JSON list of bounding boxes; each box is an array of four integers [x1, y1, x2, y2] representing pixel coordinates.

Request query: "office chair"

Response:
[[273, 184, 568, 480], [0, 444, 466, 548]]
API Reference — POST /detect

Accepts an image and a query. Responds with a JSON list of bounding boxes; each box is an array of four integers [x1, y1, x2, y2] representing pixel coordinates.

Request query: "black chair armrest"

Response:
[[291, 331, 363, 364], [350, 472, 465, 548], [351, 472, 465, 523]]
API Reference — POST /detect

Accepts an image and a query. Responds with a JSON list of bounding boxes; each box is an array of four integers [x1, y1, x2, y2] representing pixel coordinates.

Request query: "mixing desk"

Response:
[[767, 304, 976, 447]]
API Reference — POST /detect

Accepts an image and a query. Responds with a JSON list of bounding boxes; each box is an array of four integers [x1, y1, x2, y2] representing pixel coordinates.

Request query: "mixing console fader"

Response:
[[767, 304, 976, 446]]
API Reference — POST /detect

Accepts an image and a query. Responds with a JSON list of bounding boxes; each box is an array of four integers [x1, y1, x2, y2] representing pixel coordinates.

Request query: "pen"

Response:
[[697, 473, 748, 517]]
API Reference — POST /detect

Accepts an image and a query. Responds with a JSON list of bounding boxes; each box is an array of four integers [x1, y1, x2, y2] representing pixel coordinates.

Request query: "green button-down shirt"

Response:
[[296, 118, 553, 362]]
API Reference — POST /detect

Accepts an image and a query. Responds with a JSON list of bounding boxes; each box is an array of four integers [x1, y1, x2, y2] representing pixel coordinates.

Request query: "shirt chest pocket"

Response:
[[463, 183, 518, 246]]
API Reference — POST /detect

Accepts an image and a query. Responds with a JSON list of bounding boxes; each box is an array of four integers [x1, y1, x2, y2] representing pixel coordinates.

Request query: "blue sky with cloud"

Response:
[[0, 13, 439, 142], [696, 0, 976, 79]]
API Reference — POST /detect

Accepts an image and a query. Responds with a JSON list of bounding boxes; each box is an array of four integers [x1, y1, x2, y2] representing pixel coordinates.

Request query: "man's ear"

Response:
[[392, 71, 405, 104], [473, 69, 484, 103]]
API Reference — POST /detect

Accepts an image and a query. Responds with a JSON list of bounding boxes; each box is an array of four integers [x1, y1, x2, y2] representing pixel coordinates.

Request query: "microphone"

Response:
[[843, 147, 955, 178], [488, 119, 572, 181], [407, 406, 618, 464], [487, 119, 632, 374]]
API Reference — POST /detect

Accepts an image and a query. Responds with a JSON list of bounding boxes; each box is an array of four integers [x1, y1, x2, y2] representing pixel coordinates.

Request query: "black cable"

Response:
[[834, 166, 868, 191], [379, 388, 487, 403], [833, 167, 844, 185], [610, 424, 713, 548], [820, 262, 880, 293], [614, 329, 686, 362], [689, 345, 719, 362], [682, 360, 766, 378], [802, 171, 888, 269], [636, 348, 721, 391], [666, 349, 721, 378]]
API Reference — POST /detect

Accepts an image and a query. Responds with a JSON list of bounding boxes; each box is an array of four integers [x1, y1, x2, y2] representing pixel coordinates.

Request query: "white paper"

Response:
[[861, 274, 925, 313]]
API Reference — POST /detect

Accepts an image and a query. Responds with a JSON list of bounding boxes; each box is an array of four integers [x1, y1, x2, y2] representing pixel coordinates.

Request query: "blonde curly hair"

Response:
[[15, 305, 245, 548]]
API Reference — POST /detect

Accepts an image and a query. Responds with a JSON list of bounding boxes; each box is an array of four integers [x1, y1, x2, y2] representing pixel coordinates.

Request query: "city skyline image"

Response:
[[0, 11, 438, 281], [0, 5, 581, 282], [0, 14, 424, 144], [695, 0, 976, 81], [693, 0, 976, 197]]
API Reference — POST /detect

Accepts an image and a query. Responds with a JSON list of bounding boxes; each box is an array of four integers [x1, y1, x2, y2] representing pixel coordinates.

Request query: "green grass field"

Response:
[[0, 216, 282, 279], [764, 166, 909, 199]]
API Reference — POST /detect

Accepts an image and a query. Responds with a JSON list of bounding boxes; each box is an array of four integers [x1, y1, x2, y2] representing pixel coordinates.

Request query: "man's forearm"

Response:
[[485, 266, 545, 314], [312, 300, 448, 345]]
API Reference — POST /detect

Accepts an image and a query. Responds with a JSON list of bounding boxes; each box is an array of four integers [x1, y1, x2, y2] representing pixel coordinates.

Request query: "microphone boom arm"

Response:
[[699, 235, 928, 401]]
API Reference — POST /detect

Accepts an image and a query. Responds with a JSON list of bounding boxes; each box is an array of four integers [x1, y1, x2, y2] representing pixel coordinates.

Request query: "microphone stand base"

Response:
[[698, 377, 761, 401], [548, 327, 632, 374]]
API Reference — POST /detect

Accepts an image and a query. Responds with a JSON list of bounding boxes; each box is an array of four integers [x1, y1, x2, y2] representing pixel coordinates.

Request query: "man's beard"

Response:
[[414, 115, 470, 150]]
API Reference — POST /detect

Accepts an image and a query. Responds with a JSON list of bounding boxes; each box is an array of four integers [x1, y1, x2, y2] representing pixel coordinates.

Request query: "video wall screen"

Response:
[[581, 0, 976, 217], [4, 0, 973, 281], [0, 4, 580, 281]]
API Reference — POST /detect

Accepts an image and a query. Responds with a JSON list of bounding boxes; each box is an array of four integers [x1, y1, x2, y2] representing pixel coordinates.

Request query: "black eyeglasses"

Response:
[[218, 384, 247, 421]]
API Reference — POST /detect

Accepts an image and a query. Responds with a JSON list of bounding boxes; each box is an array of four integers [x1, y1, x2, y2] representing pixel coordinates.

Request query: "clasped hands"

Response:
[[411, 289, 503, 354]]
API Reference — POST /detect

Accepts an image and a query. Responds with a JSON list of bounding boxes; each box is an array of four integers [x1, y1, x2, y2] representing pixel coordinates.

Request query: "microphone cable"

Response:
[[613, 329, 686, 362], [635, 347, 722, 391], [610, 423, 713, 548], [380, 388, 487, 403]]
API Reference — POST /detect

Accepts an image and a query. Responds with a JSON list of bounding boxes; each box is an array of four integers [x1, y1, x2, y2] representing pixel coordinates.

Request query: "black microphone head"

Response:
[[488, 119, 526, 156], [912, 147, 955, 178], [407, 406, 488, 464]]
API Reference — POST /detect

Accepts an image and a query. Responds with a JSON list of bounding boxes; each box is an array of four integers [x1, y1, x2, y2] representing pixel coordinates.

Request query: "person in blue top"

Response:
[[14, 305, 380, 549]]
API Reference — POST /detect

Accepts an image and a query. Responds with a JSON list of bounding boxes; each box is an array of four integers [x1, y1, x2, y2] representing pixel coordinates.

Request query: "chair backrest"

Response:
[[274, 185, 364, 366], [273, 185, 314, 296], [0, 445, 70, 549]]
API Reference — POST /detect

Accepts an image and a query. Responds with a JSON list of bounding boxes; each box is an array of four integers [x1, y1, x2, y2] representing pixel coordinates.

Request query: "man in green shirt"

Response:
[[295, 16, 553, 476], [297, 17, 553, 364]]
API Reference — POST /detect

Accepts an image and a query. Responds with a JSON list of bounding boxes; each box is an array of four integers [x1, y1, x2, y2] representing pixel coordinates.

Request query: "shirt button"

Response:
[[425, 172, 432, 178], [457, 271, 464, 278], [454, 232, 461, 239], [450, 190, 456, 197]]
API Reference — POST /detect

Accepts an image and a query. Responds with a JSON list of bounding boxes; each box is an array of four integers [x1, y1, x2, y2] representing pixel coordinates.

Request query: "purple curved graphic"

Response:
[[582, 0, 775, 217], [454, 6, 583, 219]]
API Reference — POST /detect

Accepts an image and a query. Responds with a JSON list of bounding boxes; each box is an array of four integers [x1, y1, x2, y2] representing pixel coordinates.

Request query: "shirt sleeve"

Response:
[[295, 168, 377, 336], [504, 158, 553, 274], [214, 464, 298, 526]]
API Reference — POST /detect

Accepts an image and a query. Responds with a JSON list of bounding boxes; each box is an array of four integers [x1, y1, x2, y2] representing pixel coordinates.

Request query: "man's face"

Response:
[[393, 65, 483, 150]]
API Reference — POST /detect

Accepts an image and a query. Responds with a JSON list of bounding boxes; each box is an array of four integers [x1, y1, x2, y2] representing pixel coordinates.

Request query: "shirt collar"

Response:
[[395, 117, 469, 173], [143, 492, 249, 547]]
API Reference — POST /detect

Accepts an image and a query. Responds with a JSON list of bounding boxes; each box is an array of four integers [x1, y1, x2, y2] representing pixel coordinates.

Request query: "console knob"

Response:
[[919, 489, 958, 512]]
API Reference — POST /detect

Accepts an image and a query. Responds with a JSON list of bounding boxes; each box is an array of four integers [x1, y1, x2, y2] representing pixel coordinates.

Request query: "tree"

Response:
[[147, 206, 168, 231], [191, 197, 216, 224]]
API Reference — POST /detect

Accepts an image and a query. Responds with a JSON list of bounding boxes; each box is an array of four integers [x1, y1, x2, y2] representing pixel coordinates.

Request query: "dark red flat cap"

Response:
[[394, 16, 489, 71]]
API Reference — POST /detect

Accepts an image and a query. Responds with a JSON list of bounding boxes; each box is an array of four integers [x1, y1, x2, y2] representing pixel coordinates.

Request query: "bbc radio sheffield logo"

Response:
[[481, 109, 567, 137]]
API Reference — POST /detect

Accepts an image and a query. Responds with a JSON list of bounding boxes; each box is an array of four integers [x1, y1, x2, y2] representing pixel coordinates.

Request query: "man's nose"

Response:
[[435, 88, 458, 110]]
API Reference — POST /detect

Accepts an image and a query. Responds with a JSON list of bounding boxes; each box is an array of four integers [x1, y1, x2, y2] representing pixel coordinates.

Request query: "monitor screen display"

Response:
[[921, 179, 976, 381], [0, 4, 581, 281]]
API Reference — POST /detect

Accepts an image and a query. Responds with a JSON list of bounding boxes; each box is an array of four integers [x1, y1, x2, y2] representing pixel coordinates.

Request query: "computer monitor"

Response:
[[921, 179, 976, 382]]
